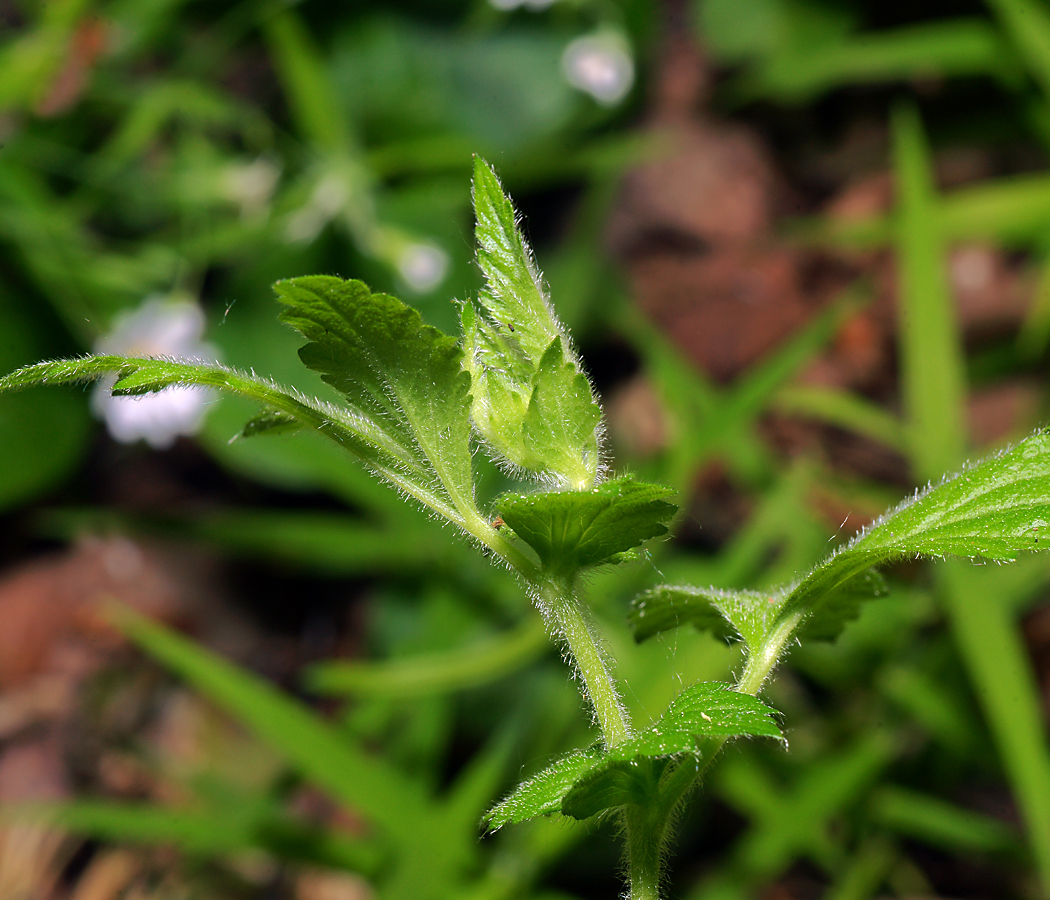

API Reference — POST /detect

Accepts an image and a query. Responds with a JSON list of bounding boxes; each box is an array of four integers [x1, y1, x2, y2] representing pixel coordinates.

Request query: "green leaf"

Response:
[[986, 0, 1050, 102], [740, 19, 1013, 102], [782, 428, 1050, 628], [496, 476, 676, 574], [563, 683, 784, 820], [488, 684, 782, 827], [643, 682, 784, 744], [560, 760, 653, 820], [275, 275, 477, 523], [871, 785, 1019, 854], [0, 288, 478, 530], [464, 157, 603, 489], [796, 569, 887, 642], [483, 748, 602, 831], [893, 102, 966, 481]]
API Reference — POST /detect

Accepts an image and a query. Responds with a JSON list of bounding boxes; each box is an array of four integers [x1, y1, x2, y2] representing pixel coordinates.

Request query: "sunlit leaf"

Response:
[[782, 429, 1050, 629], [276, 275, 477, 523]]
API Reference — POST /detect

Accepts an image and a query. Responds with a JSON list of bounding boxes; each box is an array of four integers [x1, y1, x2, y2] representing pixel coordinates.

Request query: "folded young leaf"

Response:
[[562, 683, 784, 820], [276, 275, 477, 523], [0, 354, 469, 527], [496, 476, 676, 575], [470, 156, 562, 369], [782, 428, 1050, 632], [464, 157, 603, 489], [482, 748, 602, 831], [521, 338, 603, 489]]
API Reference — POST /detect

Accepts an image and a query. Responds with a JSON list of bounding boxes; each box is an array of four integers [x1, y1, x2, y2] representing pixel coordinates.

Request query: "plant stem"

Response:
[[540, 577, 631, 748], [736, 611, 804, 695], [651, 610, 808, 869], [625, 802, 663, 900]]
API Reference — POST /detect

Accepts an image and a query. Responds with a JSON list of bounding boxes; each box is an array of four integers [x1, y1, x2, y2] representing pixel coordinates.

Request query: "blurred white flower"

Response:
[[398, 242, 450, 293], [220, 157, 281, 220], [489, 0, 558, 9], [562, 32, 634, 105], [92, 296, 219, 450], [285, 172, 352, 243]]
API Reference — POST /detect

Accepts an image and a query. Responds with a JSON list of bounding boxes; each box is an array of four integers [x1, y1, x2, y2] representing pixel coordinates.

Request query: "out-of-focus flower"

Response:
[[285, 171, 353, 243], [561, 32, 634, 105], [489, 0, 558, 10], [92, 296, 219, 450], [220, 157, 281, 220], [398, 242, 450, 293]]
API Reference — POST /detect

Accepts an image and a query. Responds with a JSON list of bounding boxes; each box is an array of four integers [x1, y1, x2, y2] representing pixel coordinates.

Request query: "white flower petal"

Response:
[[92, 296, 219, 448], [562, 33, 635, 105]]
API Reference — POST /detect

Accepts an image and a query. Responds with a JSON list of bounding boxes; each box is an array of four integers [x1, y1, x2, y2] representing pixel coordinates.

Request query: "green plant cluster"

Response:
[[4, 2, 1050, 900], [6, 156, 1050, 900]]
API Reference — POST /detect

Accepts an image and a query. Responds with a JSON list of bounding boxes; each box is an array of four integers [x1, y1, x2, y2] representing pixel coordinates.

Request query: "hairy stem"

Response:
[[625, 801, 663, 900], [737, 611, 805, 695], [650, 610, 808, 879], [539, 577, 631, 748]]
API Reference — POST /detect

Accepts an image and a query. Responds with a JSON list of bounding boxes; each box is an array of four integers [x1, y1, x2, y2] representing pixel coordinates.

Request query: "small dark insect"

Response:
[[492, 517, 505, 531], [507, 322, 515, 332]]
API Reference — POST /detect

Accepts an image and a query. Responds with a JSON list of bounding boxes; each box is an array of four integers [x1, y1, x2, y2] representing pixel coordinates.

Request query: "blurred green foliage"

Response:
[[5, 0, 1050, 898]]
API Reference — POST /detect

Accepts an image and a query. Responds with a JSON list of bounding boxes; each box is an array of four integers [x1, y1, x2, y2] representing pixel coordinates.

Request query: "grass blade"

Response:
[[110, 606, 432, 841], [893, 102, 1050, 891], [893, 103, 967, 479]]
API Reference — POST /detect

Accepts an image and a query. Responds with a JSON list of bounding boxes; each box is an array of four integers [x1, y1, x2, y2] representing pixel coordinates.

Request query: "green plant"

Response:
[[4, 157, 1050, 899]]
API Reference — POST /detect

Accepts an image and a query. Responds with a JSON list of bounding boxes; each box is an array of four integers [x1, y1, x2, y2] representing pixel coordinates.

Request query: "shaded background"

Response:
[[3, 0, 1050, 898]]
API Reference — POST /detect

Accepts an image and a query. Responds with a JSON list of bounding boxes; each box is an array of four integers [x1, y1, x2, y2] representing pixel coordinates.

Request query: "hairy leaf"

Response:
[[275, 275, 477, 522], [483, 748, 602, 831], [781, 429, 1050, 631], [560, 761, 653, 820], [563, 683, 784, 819], [496, 476, 676, 574], [643, 682, 784, 746], [0, 353, 471, 527], [470, 156, 561, 366], [464, 157, 603, 488], [486, 683, 782, 826], [635, 432, 1050, 645], [520, 338, 603, 489]]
